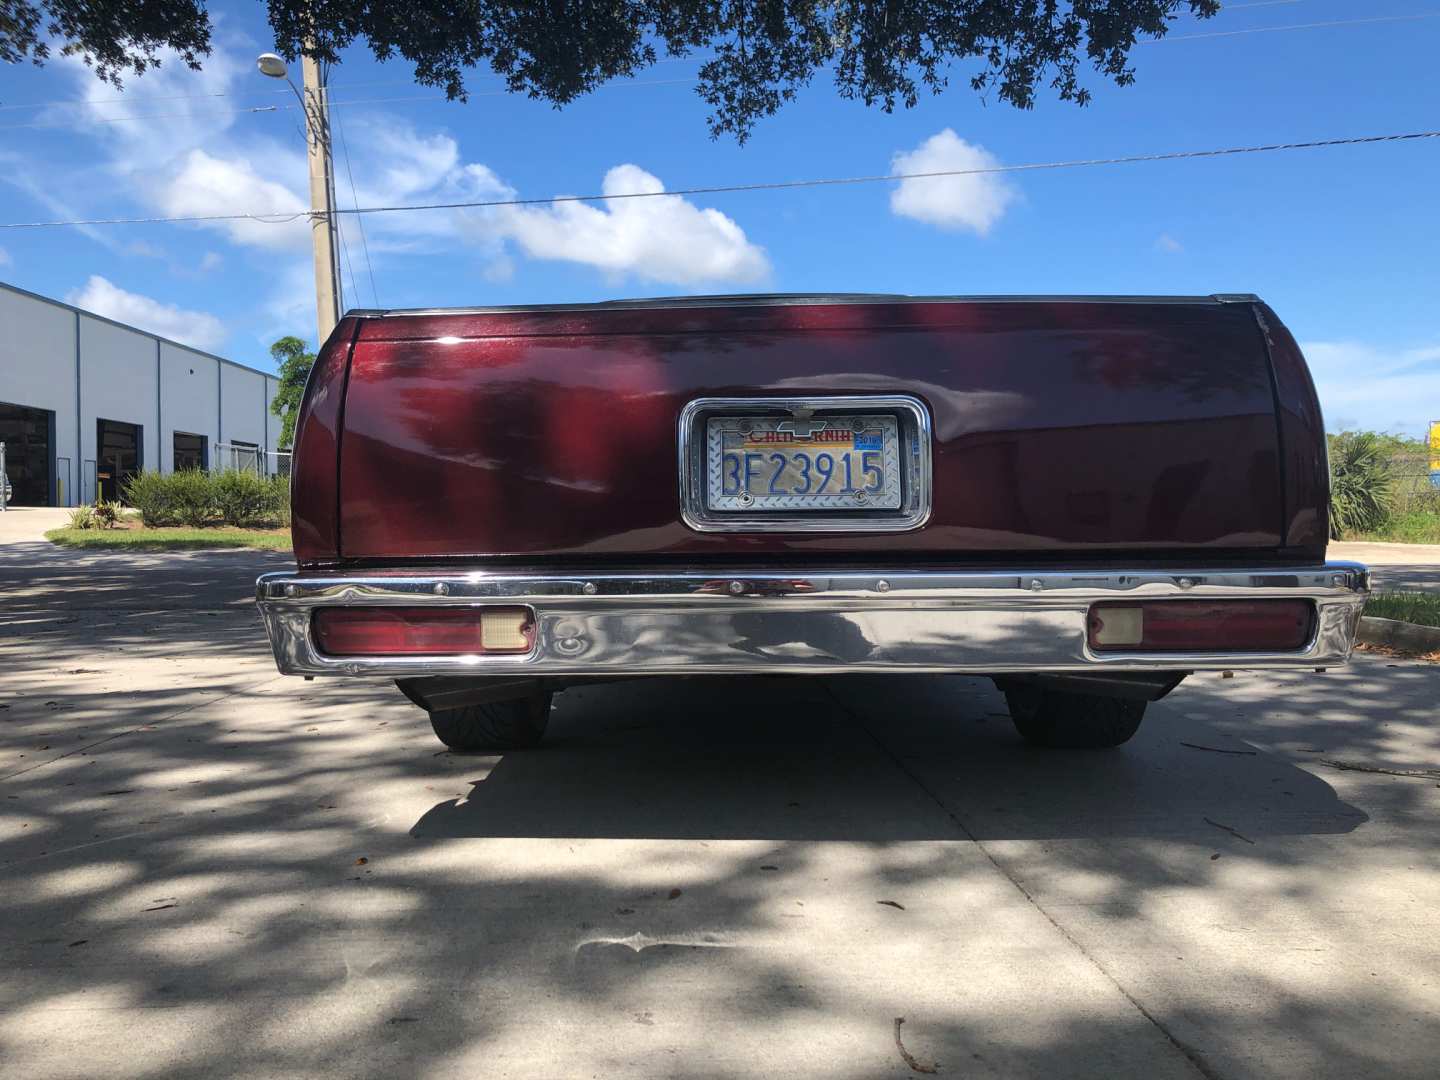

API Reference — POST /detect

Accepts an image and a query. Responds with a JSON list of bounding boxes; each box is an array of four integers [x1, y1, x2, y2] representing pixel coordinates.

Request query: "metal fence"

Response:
[[214, 443, 292, 477], [1390, 452, 1440, 513]]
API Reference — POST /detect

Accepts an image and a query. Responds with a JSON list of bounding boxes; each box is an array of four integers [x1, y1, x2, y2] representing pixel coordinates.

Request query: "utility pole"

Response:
[[301, 54, 342, 344], [258, 51, 343, 345]]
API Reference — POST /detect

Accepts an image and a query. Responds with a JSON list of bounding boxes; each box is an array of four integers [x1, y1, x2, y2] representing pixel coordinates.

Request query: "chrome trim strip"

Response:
[[256, 563, 1368, 678], [676, 395, 933, 533], [348, 293, 1241, 318]]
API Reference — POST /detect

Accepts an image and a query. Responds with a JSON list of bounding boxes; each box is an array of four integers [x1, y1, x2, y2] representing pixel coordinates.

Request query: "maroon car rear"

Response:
[[258, 294, 1366, 752]]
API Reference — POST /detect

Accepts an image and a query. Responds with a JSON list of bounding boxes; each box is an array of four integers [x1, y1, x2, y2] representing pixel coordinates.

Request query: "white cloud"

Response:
[[54, 45, 246, 164], [258, 259, 320, 340], [0, 150, 130, 253], [484, 164, 769, 286], [890, 129, 1017, 235], [67, 275, 227, 352], [362, 122, 462, 202], [1156, 233, 1183, 253], [1302, 339, 1440, 437], [35, 52, 770, 288], [40, 47, 311, 254], [0, 246, 11, 268], [345, 120, 770, 286], [160, 148, 310, 251]]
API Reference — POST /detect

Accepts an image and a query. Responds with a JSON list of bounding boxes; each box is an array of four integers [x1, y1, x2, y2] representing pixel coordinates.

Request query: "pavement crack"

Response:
[[1203, 817, 1256, 845], [824, 681, 1225, 1080]]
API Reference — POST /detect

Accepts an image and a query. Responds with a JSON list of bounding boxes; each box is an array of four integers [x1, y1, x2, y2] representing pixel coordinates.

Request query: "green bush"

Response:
[[214, 469, 277, 526], [92, 500, 122, 529], [168, 468, 219, 526], [100, 470, 288, 530], [123, 470, 179, 526], [1329, 431, 1394, 539], [69, 501, 121, 530], [268, 475, 292, 527]]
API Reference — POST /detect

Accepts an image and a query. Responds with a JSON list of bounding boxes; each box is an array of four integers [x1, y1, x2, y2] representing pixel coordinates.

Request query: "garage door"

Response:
[[0, 401, 53, 506]]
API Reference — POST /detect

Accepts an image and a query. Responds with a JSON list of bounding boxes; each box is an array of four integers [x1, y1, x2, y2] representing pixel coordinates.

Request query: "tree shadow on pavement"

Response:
[[3, 546, 1438, 1079]]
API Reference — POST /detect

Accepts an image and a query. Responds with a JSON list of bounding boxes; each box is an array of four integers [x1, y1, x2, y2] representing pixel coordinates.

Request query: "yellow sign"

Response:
[[1431, 421, 1440, 480]]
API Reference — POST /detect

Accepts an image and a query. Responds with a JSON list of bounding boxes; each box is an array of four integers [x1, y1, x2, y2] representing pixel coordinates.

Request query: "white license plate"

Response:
[[706, 415, 903, 511]]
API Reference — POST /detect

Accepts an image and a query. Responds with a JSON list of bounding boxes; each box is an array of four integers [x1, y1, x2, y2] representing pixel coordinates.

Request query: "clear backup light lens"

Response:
[[1090, 606, 1144, 647], [313, 607, 535, 656], [1088, 600, 1314, 653], [481, 608, 532, 651]]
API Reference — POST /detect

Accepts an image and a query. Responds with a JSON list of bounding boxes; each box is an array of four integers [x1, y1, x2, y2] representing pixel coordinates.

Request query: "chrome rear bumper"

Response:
[[256, 563, 1369, 678]]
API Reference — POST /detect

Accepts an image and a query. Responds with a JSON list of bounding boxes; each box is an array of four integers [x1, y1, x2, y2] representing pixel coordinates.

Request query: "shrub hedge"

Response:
[[121, 470, 289, 528]]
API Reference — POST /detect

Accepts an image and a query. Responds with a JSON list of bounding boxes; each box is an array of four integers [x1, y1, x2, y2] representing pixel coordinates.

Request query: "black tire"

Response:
[[1004, 687, 1146, 749], [427, 693, 552, 751]]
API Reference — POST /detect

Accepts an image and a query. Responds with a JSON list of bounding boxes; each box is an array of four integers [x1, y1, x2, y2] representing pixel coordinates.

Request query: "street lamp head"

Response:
[[256, 53, 288, 79]]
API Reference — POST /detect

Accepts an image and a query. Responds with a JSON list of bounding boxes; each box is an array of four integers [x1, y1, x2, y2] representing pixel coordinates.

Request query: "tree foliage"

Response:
[[6, 1, 1219, 141], [267, 335, 315, 452], [0, 0, 208, 83]]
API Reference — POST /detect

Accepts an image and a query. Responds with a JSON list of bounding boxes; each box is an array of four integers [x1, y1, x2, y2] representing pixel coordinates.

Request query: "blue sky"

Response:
[[1, 0, 1437, 435]]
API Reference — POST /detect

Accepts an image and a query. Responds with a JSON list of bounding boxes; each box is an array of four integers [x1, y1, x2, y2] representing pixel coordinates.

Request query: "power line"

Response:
[[333, 109, 379, 307], [1138, 11, 1440, 43], [0, 57, 707, 114], [334, 183, 359, 314], [0, 78, 696, 131], [0, 76, 418, 113], [2, 128, 1434, 232]]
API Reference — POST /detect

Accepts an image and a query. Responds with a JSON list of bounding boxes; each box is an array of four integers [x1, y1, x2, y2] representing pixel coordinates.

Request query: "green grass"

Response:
[[46, 527, 291, 552], [1364, 592, 1440, 629], [1348, 511, 1440, 545]]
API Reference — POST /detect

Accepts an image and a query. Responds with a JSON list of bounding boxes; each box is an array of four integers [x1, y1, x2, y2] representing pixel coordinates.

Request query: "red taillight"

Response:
[[312, 607, 536, 656], [1087, 600, 1314, 652]]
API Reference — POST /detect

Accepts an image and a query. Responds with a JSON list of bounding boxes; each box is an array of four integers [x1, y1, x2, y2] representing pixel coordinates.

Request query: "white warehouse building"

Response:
[[0, 280, 282, 507]]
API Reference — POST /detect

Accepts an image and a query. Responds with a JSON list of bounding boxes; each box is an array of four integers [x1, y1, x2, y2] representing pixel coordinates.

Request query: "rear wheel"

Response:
[[427, 693, 552, 751], [1004, 686, 1146, 749]]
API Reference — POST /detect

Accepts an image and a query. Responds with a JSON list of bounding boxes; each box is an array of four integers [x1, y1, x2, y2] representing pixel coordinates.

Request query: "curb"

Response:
[[1358, 616, 1440, 654]]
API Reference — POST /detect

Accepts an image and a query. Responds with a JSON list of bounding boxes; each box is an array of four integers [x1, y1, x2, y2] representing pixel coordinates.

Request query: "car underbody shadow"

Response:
[[409, 674, 1367, 843]]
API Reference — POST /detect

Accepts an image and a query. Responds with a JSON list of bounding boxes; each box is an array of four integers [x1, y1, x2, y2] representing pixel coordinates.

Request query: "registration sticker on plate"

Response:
[[706, 415, 903, 511]]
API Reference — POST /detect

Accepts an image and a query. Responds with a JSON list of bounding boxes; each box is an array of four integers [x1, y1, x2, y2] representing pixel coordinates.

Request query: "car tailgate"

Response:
[[334, 297, 1289, 562]]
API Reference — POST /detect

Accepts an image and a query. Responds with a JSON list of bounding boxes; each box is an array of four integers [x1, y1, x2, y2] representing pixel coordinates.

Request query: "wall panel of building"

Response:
[[79, 315, 160, 475], [0, 282, 280, 505], [220, 361, 270, 454], [160, 343, 220, 472], [0, 287, 79, 503]]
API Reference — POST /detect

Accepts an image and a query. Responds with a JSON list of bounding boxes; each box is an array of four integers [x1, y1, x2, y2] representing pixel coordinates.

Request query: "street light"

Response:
[[256, 52, 288, 79], [256, 50, 343, 344]]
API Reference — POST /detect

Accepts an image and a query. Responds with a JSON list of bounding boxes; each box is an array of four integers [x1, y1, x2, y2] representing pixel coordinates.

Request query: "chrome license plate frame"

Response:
[[704, 414, 903, 512], [678, 395, 932, 534]]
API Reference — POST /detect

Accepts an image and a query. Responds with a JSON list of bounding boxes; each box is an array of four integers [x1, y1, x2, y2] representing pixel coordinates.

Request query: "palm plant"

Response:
[[1328, 431, 1394, 538]]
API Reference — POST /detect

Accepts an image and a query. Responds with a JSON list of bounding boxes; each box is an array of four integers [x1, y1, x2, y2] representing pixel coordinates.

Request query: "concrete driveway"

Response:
[[0, 506, 72, 543], [2, 542, 1438, 1079]]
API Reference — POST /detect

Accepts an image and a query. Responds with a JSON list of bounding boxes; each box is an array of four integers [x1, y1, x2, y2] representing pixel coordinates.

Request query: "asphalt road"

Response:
[[1330, 540, 1440, 593], [2, 540, 1438, 1079]]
